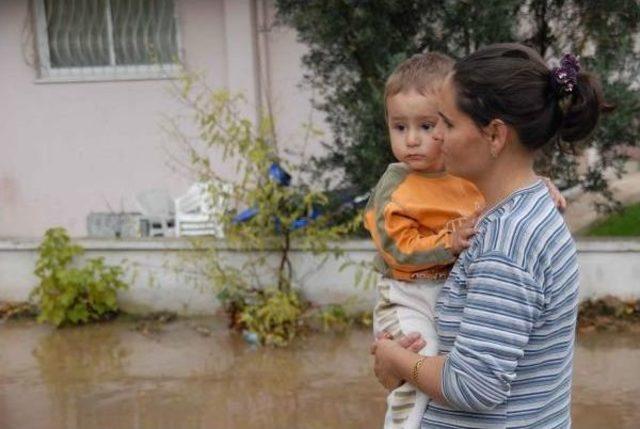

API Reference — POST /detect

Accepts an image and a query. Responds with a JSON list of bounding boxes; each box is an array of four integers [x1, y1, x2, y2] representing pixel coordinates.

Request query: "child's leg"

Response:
[[373, 277, 405, 429], [391, 281, 440, 429], [373, 277, 403, 339], [373, 277, 442, 429]]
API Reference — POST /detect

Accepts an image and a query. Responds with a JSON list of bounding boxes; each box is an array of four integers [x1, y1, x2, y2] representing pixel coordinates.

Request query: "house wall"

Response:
[[0, 0, 323, 238]]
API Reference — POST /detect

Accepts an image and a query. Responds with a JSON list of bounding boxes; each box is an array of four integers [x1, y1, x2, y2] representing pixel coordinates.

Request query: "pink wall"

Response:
[[0, 0, 323, 238], [263, 2, 330, 163]]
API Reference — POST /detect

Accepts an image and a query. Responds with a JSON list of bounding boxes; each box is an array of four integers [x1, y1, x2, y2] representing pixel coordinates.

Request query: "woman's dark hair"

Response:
[[452, 43, 612, 151]]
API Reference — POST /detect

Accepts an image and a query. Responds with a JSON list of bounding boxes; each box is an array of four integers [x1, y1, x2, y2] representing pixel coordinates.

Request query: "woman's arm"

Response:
[[372, 252, 544, 412], [438, 253, 544, 412]]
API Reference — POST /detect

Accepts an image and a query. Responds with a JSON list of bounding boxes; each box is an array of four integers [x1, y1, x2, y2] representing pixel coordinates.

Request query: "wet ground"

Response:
[[1, 318, 639, 429]]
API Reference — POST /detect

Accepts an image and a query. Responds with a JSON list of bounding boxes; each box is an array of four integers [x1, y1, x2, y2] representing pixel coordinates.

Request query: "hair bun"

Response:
[[452, 43, 613, 151], [558, 72, 613, 143]]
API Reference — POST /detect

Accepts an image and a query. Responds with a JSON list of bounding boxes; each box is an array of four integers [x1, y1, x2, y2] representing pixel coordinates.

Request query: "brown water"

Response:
[[0, 318, 638, 429]]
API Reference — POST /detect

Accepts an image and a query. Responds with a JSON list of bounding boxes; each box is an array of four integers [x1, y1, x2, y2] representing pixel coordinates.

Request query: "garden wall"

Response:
[[1, 238, 638, 315]]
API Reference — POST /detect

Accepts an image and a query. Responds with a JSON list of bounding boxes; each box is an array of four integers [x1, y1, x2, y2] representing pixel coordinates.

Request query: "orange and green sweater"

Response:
[[363, 163, 485, 281]]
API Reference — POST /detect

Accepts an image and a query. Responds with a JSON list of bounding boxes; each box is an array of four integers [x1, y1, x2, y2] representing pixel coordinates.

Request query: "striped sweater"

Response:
[[424, 180, 579, 428]]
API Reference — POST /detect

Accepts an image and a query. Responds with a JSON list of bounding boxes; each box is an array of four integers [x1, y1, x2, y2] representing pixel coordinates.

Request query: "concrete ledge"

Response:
[[3, 236, 639, 252], [575, 238, 640, 252], [0, 238, 379, 315], [0, 237, 377, 252], [1, 237, 638, 315]]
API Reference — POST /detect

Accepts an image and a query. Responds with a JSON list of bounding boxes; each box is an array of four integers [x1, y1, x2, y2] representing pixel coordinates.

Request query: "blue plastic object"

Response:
[[268, 163, 292, 186], [309, 206, 321, 219], [242, 330, 260, 346], [232, 207, 258, 224], [232, 163, 325, 232], [291, 218, 309, 230]]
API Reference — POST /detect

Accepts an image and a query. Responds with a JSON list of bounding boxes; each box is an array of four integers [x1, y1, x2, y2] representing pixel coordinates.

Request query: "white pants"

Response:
[[373, 276, 442, 429]]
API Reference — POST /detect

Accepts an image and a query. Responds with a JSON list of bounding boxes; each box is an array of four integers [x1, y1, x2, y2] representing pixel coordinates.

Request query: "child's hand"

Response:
[[450, 209, 481, 255], [540, 176, 567, 213]]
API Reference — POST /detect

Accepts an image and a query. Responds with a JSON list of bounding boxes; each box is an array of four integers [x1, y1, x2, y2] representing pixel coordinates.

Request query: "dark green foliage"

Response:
[[276, 0, 640, 206]]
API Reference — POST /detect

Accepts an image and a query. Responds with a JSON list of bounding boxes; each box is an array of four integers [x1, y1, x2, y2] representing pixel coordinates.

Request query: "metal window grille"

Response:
[[34, 0, 182, 82]]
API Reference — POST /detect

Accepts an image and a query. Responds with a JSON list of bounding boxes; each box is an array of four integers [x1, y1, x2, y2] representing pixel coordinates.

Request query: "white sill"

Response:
[[35, 65, 183, 84]]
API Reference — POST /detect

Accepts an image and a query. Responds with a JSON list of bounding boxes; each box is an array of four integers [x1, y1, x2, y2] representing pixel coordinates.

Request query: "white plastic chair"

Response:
[[136, 189, 175, 237], [175, 181, 231, 237]]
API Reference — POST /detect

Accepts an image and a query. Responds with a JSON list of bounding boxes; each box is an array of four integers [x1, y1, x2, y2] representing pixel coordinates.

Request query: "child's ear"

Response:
[[485, 119, 508, 159]]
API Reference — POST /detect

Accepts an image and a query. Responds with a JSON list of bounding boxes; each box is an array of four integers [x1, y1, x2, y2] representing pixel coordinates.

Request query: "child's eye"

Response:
[[393, 124, 406, 131], [421, 123, 434, 131]]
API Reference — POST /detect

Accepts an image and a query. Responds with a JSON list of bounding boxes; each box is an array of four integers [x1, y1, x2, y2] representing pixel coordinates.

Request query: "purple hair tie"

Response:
[[551, 53, 581, 95]]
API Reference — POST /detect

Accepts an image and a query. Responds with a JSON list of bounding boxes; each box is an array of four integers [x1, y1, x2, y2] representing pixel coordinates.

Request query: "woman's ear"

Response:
[[485, 119, 508, 159]]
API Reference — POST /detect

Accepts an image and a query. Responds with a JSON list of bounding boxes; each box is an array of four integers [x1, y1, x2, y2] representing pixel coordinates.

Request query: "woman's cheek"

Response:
[[442, 138, 458, 161], [442, 149, 456, 171], [446, 142, 467, 173]]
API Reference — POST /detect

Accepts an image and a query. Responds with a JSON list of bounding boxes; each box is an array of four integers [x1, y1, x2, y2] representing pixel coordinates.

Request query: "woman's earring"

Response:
[[490, 149, 498, 159]]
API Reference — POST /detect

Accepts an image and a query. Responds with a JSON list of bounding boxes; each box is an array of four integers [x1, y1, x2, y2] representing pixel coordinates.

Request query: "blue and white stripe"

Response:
[[423, 180, 579, 428]]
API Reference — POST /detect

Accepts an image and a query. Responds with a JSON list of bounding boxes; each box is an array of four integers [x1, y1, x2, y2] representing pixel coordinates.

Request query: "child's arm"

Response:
[[449, 214, 480, 255], [375, 202, 476, 272], [363, 165, 476, 273]]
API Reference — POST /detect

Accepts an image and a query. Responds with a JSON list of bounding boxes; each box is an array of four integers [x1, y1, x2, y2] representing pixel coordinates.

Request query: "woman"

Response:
[[371, 43, 609, 428]]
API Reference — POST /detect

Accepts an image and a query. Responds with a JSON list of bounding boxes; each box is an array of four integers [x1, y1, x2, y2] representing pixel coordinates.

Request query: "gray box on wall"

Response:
[[87, 212, 148, 238]]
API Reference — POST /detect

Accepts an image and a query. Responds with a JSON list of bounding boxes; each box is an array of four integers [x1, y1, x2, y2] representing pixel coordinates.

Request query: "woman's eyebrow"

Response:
[[438, 111, 451, 123]]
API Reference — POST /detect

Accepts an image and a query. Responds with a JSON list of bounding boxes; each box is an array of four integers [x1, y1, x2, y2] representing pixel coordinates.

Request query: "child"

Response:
[[364, 52, 566, 429], [363, 52, 482, 429]]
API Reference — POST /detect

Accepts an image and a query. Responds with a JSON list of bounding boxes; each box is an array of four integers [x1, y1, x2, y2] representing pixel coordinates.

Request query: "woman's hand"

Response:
[[370, 332, 425, 390], [372, 338, 403, 389], [540, 176, 567, 213]]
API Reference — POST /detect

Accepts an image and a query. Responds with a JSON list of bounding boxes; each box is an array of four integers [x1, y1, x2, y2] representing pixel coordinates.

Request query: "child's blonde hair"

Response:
[[384, 52, 454, 105]]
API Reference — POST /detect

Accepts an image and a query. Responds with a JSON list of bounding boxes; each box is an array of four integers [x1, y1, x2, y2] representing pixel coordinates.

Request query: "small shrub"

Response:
[[31, 227, 128, 327], [238, 289, 306, 347], [316, 303, 353, 333], [0, 301, 38, 321], [578, 295, 640, 332], [169, 73, 368, 346]]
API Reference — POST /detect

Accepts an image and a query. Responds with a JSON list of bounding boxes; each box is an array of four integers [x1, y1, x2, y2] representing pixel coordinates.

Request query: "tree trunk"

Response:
[[534, 0, 551, 57], [278, 231, 291, 293]]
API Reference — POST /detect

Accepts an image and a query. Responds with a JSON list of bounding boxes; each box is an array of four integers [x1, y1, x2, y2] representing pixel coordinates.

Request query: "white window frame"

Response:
[[33, 0, 184, 83]]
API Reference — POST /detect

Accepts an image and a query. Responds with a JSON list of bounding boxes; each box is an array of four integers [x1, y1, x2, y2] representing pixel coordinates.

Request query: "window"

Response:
[[34, 0, 182, 82]]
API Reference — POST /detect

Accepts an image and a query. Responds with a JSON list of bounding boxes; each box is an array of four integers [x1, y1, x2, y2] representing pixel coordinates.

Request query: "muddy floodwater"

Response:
[[1, 318, 639, 429]]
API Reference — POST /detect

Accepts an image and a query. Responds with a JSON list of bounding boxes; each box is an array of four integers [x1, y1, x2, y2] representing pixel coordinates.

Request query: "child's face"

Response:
[[386, 89, 445, 173]]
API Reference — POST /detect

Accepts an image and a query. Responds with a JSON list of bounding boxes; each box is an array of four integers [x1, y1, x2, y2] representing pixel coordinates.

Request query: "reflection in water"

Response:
[[1, 319, 639, 429], [33, 322, 131, 429], [572, 331, 640, 429]]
